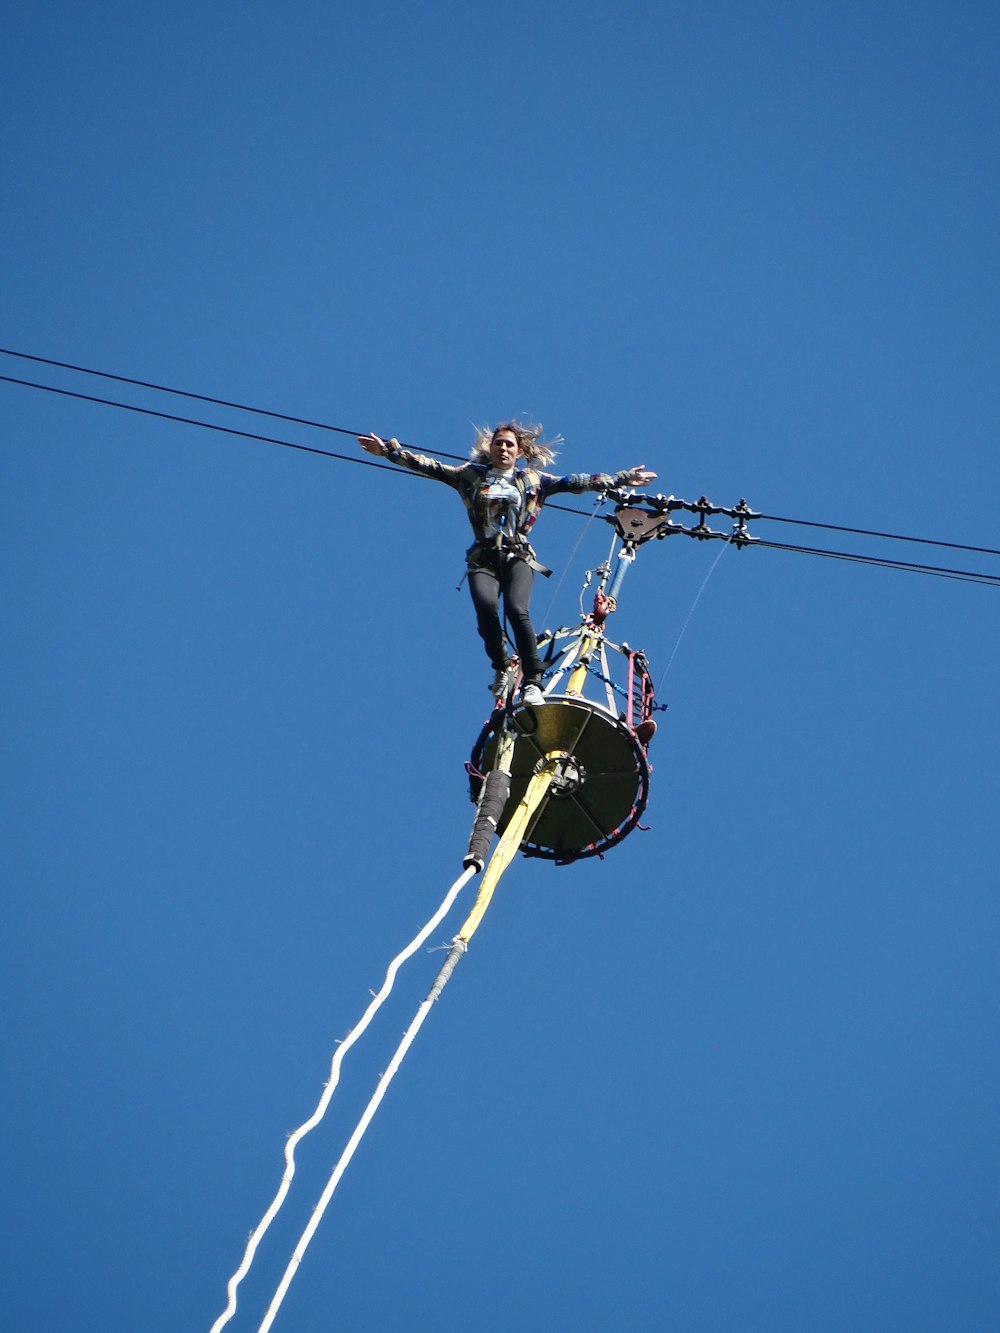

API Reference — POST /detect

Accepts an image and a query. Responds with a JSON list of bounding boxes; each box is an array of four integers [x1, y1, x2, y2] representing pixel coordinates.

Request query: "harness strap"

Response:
[[467, 537, 552, 578]]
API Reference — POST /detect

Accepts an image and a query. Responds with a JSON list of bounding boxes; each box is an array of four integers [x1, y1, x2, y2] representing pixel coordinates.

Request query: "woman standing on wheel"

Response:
[[359, 422, 655, 705]]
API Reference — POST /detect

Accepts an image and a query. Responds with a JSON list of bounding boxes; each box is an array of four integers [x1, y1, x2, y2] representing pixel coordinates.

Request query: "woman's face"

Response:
[[489, 430, 520, 470]]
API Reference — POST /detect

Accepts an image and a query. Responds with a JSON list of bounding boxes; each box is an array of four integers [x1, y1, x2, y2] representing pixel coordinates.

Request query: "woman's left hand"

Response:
[[626, 464, 657, 486]]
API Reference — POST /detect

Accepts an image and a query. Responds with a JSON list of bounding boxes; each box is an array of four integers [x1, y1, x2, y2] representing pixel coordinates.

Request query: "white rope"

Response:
[[257, 965, 451, 1332], [259, 765, 555, 1331], [209, 864, 477, 1333]]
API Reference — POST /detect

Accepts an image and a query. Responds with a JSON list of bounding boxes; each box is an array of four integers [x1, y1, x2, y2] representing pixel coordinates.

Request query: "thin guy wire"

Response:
[[656, 536, 734, 693], [539, 494, 605, 627]]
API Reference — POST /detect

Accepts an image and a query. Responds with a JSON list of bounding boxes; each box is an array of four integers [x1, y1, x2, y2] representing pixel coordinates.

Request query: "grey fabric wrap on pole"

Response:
[[426, 939, 467, 1003], [463, 770, 512, 869]]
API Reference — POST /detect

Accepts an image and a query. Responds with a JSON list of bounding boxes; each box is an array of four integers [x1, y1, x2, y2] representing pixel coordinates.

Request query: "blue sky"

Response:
[[3, 3, 999, 1331]]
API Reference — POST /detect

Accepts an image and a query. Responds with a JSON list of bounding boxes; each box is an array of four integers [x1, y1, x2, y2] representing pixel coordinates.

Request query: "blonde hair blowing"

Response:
[[470, 419, 563, 468]]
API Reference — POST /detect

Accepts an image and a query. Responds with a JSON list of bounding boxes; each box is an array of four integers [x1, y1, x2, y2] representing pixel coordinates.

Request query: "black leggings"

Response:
[[468, 553, 542, 684]]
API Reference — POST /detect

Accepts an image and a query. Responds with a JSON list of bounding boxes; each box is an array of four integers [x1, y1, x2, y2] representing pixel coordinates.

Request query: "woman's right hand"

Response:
[[358, 433, 387, 456]]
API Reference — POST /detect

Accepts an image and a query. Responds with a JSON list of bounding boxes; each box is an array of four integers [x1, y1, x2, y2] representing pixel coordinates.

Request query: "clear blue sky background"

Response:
[[3, 4, 998, 1331]]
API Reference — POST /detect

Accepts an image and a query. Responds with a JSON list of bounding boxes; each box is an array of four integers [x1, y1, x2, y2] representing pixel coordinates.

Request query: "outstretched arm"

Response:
[[540, 462, 658, 498], [357, 433, 468, 488]]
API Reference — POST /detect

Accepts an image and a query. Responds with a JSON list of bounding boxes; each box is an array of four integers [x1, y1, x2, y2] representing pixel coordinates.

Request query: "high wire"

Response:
[[3, 349, 999, 582], [0, 345, 465, 461], [761, 511, 1000, 559], [0, 372, 376, 468], [755, 538, 1000, 586], [0, 344, 461, 458]]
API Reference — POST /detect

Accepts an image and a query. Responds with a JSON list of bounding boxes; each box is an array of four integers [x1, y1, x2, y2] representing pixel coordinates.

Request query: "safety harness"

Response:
[[464, 467, 553, 577]]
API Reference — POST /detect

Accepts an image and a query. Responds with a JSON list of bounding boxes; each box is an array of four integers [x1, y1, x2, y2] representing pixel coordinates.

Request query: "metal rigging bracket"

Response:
[[604, 489, 761, 549]]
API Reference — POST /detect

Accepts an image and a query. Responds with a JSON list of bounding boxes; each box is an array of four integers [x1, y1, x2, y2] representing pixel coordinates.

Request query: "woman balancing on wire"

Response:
[[359, 422, 656, 706]]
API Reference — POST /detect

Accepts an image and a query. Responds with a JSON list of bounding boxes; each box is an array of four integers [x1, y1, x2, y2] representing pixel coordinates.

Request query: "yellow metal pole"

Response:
[[494, 722, 517, 775], [457, 761, 557, 944], [566, 629, 600, 695]]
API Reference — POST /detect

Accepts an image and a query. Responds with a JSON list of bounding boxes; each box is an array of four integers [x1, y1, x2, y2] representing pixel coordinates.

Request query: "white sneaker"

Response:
[[490, 663, 512, 697], [521, 683, 544, 706]]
